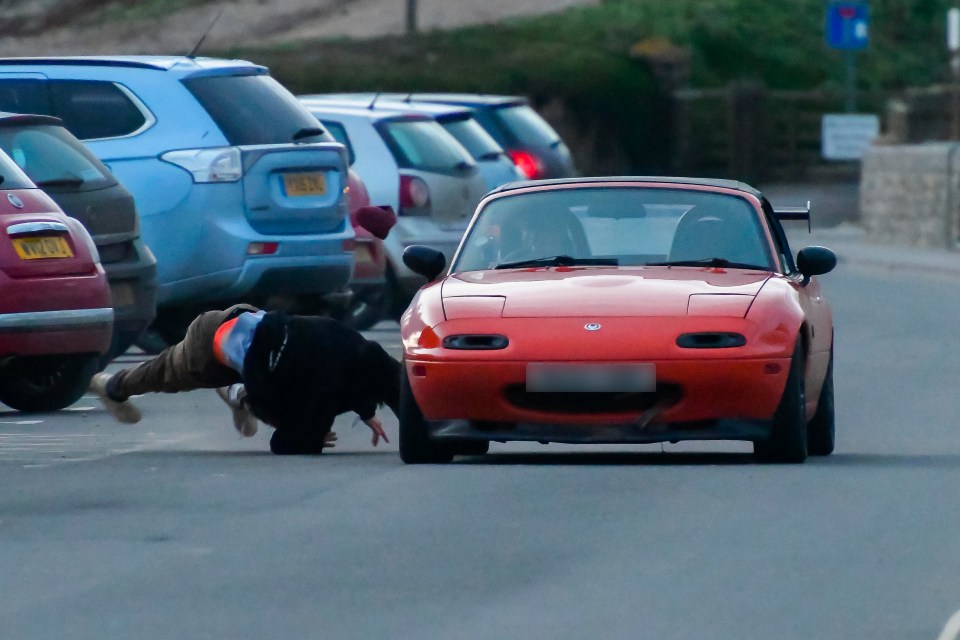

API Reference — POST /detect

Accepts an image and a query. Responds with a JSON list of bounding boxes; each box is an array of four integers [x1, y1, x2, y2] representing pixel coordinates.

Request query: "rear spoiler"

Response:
[[773, 201, 811, 233]]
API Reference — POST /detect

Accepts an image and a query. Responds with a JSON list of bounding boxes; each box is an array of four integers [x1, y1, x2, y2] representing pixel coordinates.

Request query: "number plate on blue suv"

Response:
[[282, 172, 327, 196]]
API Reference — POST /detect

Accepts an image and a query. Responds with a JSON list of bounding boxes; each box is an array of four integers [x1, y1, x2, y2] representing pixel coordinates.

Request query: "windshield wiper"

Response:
[[645, 258, 768, 270], [494, 255, 619, 270], [35, 177, 85, 187], [292, 127, 326, 142], [478, 151, 504, 161]]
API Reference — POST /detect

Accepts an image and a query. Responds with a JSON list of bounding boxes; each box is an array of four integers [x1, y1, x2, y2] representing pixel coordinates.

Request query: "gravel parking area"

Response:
[[0, 0, 598, 56]]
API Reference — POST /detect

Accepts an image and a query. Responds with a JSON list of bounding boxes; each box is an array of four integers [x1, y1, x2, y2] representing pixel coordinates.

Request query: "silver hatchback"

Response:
[[301, 101, 489, 317]]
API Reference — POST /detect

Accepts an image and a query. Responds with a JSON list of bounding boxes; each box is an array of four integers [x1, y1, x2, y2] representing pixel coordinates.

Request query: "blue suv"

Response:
[[0, 56, 352, 343]]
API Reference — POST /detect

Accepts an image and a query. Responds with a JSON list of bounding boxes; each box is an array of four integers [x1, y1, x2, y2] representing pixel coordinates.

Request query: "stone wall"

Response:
[[860, 144, 960, 250]]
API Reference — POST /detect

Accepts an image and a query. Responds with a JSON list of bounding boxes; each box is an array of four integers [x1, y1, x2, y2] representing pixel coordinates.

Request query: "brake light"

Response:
[[247, 242, 278, 255], [161, 147, 243, 183], [508, 150, 544, 180], [399, 175, 430, 215]]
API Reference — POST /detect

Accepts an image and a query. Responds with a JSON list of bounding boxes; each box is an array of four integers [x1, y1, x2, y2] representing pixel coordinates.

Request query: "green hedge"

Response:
[[218, 0, 960, 173]]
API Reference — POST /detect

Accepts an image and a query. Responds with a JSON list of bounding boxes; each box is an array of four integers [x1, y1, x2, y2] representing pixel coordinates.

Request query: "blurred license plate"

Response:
[[527, 363, 656, 392], [12, 236, 73, 260], [282, 172, 327, 196], [354, 244, 373, 264], [110, 281, 135, 307]]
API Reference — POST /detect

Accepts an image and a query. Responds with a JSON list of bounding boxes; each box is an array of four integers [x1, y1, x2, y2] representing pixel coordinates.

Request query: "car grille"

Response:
[[504, 384, 682, 414]]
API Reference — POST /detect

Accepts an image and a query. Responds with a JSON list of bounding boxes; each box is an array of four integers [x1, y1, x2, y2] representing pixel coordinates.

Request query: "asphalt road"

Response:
[[2, 258, 960, 639]]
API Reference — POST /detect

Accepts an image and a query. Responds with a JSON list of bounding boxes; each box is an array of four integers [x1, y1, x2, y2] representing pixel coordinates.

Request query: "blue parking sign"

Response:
[[826, 2, 869, 50]]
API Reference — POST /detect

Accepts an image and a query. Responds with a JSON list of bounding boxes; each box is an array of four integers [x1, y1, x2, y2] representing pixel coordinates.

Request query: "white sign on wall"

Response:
[[822, 113, 880, 160]]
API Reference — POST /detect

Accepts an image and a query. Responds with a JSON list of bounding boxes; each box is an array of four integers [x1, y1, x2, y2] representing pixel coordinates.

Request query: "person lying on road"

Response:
[[89, 205, 399, 455]]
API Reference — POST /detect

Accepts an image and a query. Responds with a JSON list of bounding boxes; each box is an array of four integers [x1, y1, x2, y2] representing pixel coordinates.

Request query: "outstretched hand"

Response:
[[363, 416, 389, 446]]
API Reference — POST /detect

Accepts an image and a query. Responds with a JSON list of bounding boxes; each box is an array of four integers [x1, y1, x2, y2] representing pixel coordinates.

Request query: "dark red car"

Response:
[[340, 169, 392, 330], [0, 149, 113, 412]]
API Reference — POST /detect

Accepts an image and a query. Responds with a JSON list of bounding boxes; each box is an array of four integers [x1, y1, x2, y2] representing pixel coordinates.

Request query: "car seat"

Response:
[[668, 209, 755, 264]]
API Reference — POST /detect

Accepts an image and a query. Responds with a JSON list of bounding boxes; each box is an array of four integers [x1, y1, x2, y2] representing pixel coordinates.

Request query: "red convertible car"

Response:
[[399, 177, 836, 463], [0, 149, 113, 412]]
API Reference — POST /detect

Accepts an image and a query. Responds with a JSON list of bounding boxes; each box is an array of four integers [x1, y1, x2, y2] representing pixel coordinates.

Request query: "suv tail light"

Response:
[[161, 147, 243, 183], [508, 150, 544, 180], [399, 175, 431, 215]]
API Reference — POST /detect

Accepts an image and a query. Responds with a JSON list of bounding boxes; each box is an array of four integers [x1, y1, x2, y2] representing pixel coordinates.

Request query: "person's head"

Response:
[[358, 341, 401, 415]]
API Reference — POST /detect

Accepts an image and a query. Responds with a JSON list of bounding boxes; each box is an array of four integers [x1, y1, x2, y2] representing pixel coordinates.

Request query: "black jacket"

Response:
[[241, 312, 400, 433]]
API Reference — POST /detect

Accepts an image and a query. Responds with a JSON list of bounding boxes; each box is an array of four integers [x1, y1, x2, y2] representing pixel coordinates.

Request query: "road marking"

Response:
[[937, 609, 960, 640], [0, 420, 42, 425]]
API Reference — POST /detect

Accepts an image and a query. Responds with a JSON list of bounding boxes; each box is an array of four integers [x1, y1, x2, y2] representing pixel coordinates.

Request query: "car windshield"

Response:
[[378, 118, 475, 174], [0, 124, 112, 190], [183, 74, 332, 146], [453, 186, 775, 272], [439, 114, 504, 160], [492, 104, 561, 146]]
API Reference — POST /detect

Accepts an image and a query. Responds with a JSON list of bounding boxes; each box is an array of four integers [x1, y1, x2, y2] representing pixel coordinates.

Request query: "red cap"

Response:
[[355, 206, 397, 240]]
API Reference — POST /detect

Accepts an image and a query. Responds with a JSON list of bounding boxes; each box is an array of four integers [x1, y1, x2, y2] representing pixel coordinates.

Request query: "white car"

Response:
[[302, 94, 524, 191], [300, 101, 490, 318]]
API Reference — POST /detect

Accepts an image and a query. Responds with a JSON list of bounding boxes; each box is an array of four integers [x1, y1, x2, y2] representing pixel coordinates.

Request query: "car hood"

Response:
[[442, 267, 771, 318]]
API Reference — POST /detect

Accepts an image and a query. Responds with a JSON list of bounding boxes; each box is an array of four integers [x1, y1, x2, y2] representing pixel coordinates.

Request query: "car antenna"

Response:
[[367, 92, 381, 110], [187, 7, 225, 59]]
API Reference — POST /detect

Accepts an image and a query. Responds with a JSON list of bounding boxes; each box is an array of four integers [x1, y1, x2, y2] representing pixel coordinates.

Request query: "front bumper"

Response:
[[406, 357, 791, 429], [426, 417, 771, 445]]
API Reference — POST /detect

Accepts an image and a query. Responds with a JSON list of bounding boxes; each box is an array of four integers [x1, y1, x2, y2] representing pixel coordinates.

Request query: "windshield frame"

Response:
[[449, 182, 780, 275]]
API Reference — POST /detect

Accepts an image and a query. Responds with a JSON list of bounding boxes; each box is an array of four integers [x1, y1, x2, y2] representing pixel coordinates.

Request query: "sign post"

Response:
[[825, 2, 869, 113], [949, 8, 960, 139]]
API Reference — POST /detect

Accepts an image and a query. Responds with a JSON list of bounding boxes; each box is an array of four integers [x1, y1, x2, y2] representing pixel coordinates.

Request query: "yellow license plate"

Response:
[[12, 236, 74, 260], [283, 172, 327, 197]]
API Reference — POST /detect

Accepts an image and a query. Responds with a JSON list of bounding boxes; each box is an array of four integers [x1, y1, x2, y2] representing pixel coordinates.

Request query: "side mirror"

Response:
[[796, 246, 837, 285], [403, 245, 446, 281]]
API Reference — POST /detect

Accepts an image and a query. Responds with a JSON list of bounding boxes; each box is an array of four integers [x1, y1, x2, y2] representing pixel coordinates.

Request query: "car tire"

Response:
[[807, 347, 835, 456], [386, 266, 410, 323], [134, 329, 170, 356], [99, 329, 143, 367], [754, 340, 808, 464], [399, 365, 453, 464], [337, 290, 387, 331], [0, 354, 99, 412]]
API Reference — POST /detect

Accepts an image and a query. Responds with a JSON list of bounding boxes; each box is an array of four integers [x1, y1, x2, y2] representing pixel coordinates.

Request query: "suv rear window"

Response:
[[319, 120, 355, 165], [492, 104, 560, 146], [438, 114, 504, 160], [0, 124, 113, 191], [183, 74, 330, 146], [378, 118, 474, 174], [0, 79, 148, 140]]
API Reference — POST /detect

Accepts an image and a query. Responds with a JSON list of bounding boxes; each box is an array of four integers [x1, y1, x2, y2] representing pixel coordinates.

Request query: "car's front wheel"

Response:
[[0, 354, 100, 412], [754, 340, 808, 463], [399, 365, 453, 464], [807, 347, 835, 456]]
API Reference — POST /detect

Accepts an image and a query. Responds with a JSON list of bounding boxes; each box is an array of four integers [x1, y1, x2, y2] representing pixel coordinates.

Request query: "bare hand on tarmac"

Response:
[[363, 416, 389, 446]]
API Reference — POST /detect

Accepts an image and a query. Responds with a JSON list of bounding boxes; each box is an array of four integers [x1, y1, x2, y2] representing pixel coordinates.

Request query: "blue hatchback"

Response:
[[0, 56, 352, 341]]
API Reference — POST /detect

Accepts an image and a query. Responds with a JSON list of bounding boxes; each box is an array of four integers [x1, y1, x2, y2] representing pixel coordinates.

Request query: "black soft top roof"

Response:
[[488, 176, 764, 199]]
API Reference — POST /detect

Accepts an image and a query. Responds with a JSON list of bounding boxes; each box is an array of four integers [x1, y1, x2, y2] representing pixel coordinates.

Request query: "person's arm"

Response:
[[362, 415, 389, 446]]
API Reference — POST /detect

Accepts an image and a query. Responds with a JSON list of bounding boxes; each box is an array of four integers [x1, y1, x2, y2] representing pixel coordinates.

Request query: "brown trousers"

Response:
[[112, 304, 258, 398]]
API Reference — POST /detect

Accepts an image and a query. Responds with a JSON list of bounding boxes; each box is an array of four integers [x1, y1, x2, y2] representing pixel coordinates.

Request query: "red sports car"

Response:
[[0, 148, 113, 412], [398, 177, 836, 463]]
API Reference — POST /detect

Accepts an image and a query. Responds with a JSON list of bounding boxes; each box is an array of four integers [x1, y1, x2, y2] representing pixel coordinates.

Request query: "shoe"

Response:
[[216, 384, 258, 437], [89, 372, 141, 424]]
